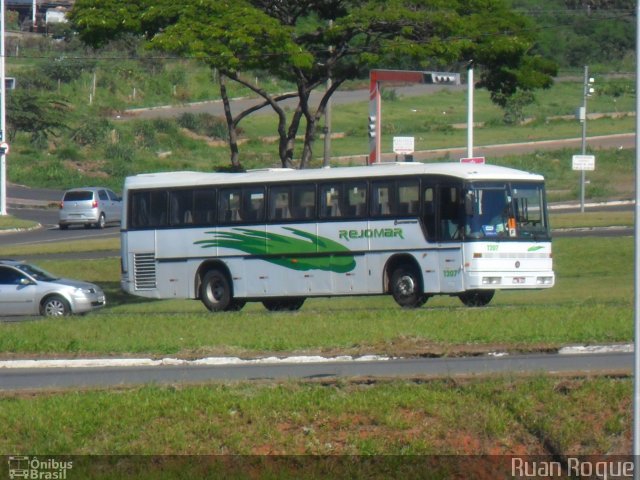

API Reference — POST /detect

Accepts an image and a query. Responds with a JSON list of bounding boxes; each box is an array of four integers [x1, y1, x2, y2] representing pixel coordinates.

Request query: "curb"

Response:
[[0, 344, 632, 370]]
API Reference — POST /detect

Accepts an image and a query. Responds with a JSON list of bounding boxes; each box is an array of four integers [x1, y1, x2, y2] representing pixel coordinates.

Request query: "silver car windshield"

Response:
[[15, 264, 59, 281]]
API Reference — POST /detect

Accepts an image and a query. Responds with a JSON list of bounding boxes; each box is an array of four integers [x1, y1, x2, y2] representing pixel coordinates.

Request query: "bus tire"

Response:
[[200, 270, 233, 312], [262, 298, 305, 311], [227, 299, 246, 311], [458, 289, 495, 307], [390, 266, 427, 308]]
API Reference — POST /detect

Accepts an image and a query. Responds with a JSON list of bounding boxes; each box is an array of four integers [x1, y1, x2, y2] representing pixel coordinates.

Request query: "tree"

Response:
[[7, 90, 70, 146], [69, 0, 556, 169]]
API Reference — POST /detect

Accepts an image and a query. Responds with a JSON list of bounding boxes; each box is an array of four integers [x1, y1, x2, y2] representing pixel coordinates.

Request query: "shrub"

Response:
[[71, 118, 114, 147]]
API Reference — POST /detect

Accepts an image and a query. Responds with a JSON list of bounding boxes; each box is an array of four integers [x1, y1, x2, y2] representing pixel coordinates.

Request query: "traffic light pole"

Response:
[[580, 65, 589, 213]]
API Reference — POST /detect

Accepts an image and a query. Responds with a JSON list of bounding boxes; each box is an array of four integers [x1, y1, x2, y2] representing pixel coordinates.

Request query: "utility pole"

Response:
[[633, 1, 640, 475], [579, 65, 594, 213], [0, 0, 6, 216], [467, 62, 474, 158]]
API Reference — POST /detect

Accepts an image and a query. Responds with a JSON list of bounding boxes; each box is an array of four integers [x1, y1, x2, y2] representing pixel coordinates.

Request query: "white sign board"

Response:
[[393, 136, 414, 154], [572, 154, 595, 171]]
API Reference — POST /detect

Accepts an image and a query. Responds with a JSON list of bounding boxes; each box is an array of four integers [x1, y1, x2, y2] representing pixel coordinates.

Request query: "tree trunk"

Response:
[[218, 73, 242, 171], [298, 78, 344, 169], [284, 107, 303, 168]]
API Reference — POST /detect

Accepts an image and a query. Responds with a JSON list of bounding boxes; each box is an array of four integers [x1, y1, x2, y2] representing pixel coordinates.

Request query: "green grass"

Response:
[[0, 215, 39, 231], [0, 237, 119, 254], [0, 376, 631, 459], [0, 236, 632, 357], [5, 72, 638, 190], [550, 210, 634, 229]]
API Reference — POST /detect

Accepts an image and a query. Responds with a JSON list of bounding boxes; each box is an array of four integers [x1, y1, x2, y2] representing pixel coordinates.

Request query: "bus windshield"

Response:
[[464, 182, 549, 240]]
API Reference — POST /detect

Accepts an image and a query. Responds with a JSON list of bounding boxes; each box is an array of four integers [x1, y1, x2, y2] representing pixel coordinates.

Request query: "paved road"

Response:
[[0, 351, 631, 391], [119, 84, 467, 120]]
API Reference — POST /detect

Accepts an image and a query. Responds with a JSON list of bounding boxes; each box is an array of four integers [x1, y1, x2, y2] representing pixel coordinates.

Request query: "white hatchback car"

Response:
[[0, 260, 106, 317], [58, 187, 122, 230]]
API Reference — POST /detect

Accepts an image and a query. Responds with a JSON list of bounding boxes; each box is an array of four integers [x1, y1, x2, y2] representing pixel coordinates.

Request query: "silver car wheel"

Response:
[[42, 296, 70, 317]]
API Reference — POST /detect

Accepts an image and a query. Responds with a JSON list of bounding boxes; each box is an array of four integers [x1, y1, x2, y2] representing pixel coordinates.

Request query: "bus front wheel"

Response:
[[390, 266, 427, 308], [201, 270, 234, 312], [458, 290, 495, 307]]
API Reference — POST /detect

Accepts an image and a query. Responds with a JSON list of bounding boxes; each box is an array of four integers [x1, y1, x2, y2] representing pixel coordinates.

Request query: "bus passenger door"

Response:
[[437, 184, 464, 293]]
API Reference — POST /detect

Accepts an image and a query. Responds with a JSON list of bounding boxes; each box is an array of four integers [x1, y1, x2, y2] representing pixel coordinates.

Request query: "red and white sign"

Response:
[[460, 156, 485, 164]]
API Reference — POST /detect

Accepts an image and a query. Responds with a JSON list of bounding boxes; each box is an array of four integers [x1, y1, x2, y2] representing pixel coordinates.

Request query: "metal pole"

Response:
[[633, 1, 640, 473], [467, 64, 473, 158], [580, 65, 589, 212], [0, 0, 6, 216]]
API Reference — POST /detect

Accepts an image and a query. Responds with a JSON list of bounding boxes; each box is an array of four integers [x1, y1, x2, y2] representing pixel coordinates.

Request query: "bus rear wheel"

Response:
[[262, 298, 305, 311], [390, 266, 427, 308], [458, 290, 495, 307], [201, 270, 235, 312]]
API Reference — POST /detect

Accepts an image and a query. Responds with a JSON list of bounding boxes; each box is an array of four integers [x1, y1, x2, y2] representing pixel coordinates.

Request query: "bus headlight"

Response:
[[536, 276, 553, 285], [482, 277, 501, 285]]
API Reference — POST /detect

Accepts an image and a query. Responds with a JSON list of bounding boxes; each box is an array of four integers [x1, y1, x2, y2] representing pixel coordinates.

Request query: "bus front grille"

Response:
[[134, 253, 157, 290]]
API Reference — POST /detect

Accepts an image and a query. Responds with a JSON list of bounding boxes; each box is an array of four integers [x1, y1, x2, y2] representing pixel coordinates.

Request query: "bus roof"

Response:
[[123, 162, 545, 189]]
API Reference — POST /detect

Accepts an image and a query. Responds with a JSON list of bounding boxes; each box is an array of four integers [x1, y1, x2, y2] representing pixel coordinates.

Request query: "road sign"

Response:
[[460, 156, 485, 164], [393, 136, 414, 154], [572, 154, 595, 171], [0, 142, 9, 155]]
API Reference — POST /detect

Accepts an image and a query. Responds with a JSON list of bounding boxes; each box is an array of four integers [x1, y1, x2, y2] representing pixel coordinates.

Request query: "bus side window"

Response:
[[270, 187, 291, 220], [422, 186, 436, 241], [149, 190, 168, 227], [319, 185, 341, 218], [219, 189, 243, 223], [345, 182, 367, 218], [291, 185, 315, 220], [398, 180, 419, 215], [193, 188, 216, 225], [131, 192, 149, 228], [371, 182, 393, 216], [244, 188, 265, 222], [169, 190, 194, 226]]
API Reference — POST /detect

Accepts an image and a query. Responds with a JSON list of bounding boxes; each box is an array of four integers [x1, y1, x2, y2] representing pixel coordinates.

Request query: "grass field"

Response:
[[0, 377, 631, 460], [0, 205, 633, 464], [0, 226, 632, 357]]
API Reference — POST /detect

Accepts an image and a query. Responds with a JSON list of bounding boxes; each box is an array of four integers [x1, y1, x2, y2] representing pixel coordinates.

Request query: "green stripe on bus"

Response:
[[195, 227, 356, 273]]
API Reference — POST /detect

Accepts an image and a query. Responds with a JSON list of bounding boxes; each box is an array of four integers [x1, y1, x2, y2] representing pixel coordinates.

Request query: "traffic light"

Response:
[[423, 72, 461, 85], [587, 77, 595, 97], [368, 115, 376, 138]]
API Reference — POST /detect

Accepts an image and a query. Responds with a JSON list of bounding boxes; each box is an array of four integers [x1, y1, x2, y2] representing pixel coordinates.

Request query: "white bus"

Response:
[[120, 162, 554, 311]]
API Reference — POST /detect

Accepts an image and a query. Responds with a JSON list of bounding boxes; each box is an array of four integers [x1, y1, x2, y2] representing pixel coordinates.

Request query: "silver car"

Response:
[[58, 187, 122, 230], [0, 260, 106, 317]]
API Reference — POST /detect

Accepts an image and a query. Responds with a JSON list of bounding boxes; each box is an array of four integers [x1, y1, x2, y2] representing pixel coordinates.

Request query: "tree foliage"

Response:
[[511, 0, 635, 68], [7, 90, 70, 144], [69, 0, 556, 168]]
